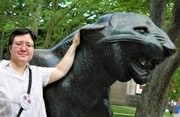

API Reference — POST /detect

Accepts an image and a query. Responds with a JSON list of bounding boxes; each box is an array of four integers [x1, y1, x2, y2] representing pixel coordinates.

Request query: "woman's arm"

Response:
[[48, 32, 80, 84]]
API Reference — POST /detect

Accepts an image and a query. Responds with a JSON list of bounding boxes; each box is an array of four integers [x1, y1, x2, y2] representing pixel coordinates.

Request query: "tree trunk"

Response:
[[0, 45, 3, 59], [31, 0, 43, 35], [150, 0, 166, 30], [135, 0, 180, 116], [44, 0, 57, 48], [44, 14, 56, 48], [0, 32, 4, 59]]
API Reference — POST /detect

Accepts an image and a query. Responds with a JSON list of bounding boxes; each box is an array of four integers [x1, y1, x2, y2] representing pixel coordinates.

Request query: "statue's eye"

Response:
[[134, 26, 149, 34]]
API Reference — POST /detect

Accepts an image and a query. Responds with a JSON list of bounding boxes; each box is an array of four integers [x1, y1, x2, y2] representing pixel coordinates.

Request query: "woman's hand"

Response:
[[72, 32, 80, 48]]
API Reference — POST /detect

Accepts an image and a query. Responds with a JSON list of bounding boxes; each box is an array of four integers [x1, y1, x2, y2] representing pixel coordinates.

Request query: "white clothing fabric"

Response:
[[0, 60, 52, 117]]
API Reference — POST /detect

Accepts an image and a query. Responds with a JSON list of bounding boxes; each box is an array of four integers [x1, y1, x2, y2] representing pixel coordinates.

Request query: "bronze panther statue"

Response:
[[30, 12, 176, 117]]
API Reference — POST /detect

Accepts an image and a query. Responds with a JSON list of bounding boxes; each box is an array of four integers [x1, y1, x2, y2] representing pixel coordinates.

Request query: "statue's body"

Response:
[[30, 12, 176, 117]]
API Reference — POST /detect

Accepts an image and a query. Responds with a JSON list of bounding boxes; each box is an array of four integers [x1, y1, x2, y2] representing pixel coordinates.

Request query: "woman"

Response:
[[0, 28, 80, 117]]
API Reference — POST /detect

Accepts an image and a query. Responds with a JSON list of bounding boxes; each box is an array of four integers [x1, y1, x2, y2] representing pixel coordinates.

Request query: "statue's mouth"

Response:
[[129, 54, 161, 84]]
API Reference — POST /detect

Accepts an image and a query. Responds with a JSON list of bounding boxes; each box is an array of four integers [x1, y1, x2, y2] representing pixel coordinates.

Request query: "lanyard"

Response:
[[17, 68, 32, 117]]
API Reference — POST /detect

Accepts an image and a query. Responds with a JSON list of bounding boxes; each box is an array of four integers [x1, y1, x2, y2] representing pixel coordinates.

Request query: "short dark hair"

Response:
[[8, 28, 37, 48]]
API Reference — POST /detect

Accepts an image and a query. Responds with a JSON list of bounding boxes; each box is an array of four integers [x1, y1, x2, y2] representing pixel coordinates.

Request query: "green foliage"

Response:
[[166, 0, 174, 27], [168, 67, 180, 100]]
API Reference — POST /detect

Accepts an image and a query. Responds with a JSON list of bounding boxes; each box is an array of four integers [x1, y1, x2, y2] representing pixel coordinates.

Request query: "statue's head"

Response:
[[80, 12, 176, 84]]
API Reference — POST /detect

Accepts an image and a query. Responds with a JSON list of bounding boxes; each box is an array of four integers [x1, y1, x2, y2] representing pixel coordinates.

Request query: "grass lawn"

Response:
[[114, 115, 133, 117], [111, 105, 174, 117]]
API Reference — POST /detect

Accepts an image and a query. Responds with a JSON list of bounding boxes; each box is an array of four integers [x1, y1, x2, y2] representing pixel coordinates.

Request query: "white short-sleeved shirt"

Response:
[[0, 60, 52, 117]]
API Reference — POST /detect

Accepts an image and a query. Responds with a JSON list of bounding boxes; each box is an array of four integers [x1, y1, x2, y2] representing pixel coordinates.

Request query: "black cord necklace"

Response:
[[17, 68, 32, 117]]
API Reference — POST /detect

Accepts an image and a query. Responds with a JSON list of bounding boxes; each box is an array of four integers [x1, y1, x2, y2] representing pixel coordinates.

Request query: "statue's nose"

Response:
[[163, 44, 176, 58]]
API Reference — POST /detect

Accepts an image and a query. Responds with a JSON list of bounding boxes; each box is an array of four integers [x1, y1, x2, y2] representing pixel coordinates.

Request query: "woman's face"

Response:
[[9, 33, 34, 66]]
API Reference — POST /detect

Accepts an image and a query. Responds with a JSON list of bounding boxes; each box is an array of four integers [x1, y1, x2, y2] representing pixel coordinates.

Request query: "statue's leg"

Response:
[[85, 89, 113, 117], [85, 98, 113, 117]]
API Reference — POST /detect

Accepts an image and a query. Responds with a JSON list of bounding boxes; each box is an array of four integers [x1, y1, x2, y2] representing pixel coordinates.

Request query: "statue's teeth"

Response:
[[144, 60, 151, 66]]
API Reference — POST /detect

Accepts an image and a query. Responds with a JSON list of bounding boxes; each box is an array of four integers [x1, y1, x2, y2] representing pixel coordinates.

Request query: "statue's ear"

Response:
[[79, 14, 112, 44], [80, 26, 105, 44]]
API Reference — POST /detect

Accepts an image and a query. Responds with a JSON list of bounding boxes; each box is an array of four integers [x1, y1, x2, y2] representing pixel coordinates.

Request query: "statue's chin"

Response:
[[133, 75, 148, 85], [130, 60, 149, 85]]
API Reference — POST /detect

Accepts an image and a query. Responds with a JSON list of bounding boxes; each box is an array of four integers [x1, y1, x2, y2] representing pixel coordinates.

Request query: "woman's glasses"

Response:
[[13, 41, 34, 49]]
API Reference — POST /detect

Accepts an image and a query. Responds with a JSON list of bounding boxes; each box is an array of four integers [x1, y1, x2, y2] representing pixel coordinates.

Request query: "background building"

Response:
[[110, 79, 144, 106]]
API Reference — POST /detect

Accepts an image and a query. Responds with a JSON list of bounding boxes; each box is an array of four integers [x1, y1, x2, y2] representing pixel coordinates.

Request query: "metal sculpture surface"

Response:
[[30, 12, 176, 117]]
